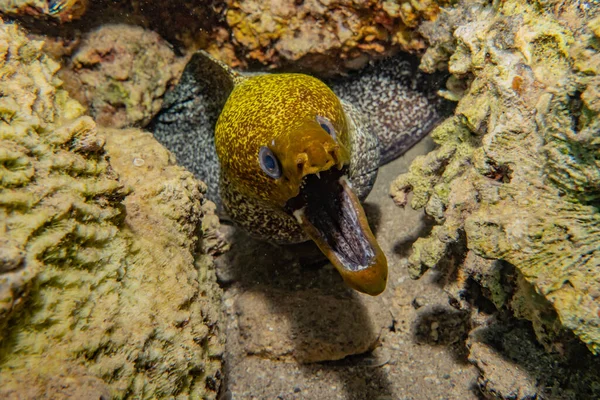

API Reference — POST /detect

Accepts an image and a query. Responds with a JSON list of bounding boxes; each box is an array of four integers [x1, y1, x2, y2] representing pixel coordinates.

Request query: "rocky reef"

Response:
[[0, 0, 219, 44], [0, 0, 88, 23], [391, 0, 600, 397], [2, 0, 452, 76], [2, 0, 599, 398], [222, 0, 451, 75], [0, 19, 223, 399], [59, 24, 184, 128]]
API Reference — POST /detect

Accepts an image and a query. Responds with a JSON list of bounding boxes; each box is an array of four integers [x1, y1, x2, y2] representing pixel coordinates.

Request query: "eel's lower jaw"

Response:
[[286, 168, 388, 296]]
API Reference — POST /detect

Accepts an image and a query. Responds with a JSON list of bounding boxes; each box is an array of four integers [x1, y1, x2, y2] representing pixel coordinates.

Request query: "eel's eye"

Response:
[[316, 115, 336, 140], [259, 146, 282, 179]]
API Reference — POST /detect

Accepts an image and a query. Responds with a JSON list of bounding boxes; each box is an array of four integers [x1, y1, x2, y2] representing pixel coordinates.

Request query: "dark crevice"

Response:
[[568, 90, 583, 133]]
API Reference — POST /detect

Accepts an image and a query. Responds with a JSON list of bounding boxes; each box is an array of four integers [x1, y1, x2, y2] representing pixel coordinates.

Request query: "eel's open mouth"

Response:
[[285, 167, 388, 295]]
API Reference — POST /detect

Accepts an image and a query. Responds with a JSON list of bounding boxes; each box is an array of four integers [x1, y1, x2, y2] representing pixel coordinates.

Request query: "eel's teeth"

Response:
[[293, 207, 306, 224], [316, 172, 321, 179], [340, 175, 352, 188]]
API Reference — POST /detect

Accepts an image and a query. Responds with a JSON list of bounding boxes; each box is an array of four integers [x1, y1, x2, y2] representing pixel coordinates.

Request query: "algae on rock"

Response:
[[0, 20, 223, 399], [391, 0, 600, 356], [0, 0, 88, 22], [223, 0, 452, 75], [59, 24, 185, 129]]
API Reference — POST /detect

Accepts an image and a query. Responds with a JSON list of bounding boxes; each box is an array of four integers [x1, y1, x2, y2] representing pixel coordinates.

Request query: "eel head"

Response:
[[273, 118, 387, 296]]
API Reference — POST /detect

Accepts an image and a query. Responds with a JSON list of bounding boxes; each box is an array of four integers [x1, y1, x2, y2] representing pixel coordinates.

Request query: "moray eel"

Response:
[[152, 51, 449, 296]]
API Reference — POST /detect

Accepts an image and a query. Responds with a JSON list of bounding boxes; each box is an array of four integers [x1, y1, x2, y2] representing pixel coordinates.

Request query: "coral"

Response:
[[0, 0, 88, 22], [0, 19, 223, 399], [390, 0, 600, 356], [223, 0, 451, 75], [59, 24, 185, 128], [5, 1, 451, 76]]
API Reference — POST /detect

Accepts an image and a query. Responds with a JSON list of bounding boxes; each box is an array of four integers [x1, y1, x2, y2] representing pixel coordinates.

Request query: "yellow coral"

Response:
[[0, 19, 223, 399], [392, 0, 600, 354]]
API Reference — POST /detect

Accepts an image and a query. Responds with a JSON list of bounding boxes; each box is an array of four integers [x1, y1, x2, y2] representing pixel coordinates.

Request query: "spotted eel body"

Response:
[[152, 53, 448, 208], [151, 51, 449, 295], [327, 56, 450, 165]]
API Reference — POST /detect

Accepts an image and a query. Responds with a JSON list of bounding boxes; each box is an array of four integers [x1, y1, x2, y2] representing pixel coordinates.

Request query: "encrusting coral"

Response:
[[222, 0, 452, 75], [3, 0, 452, 76], [391, 0, 600, 355], [0, 0, 88, 23], [59, 24, 185, 128], [0, 19, 224, 399]]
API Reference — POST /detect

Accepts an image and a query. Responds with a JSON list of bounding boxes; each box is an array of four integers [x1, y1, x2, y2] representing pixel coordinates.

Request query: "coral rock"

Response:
[[0, 0, 88, 22], [224, 0, 451, 75], [234, 289, 384, 363], [60, 24, 185, 128], [0, 19, 223, 399], [390, 0, 600, 356]]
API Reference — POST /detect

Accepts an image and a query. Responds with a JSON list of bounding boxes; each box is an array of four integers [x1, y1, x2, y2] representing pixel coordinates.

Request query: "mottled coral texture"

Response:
[[0, 20, 223, 399], [0, 0, 88, 22], [391, 0, 600, 354], [60, 24, 184, 128], [221, 0, 451, 74], [3, 0, 451, 76]]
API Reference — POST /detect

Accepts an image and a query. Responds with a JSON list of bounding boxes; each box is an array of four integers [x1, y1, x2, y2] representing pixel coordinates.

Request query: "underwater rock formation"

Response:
[[113, 0, 221, 50], [223, 0, 451, 75], [0, 20, 223, 399], [0, 0, 88, 22], [390, 0, 600, 359], [4, 0, 451, 76], [59, 24, 184, 128]]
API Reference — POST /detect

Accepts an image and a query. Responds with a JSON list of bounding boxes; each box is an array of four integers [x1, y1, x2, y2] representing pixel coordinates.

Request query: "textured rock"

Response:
[[223, 0, 451, 75], [468, 339, 538, 400], [59, 24, 184, 128], [391, 0, 600, 356], [0, 0, 88, 22], [234, 289, 384, 363], [4, 0, 224, 73], [116, 0, 221, 49], [0, 20, 223, 399], [5, 1, 450, 77]]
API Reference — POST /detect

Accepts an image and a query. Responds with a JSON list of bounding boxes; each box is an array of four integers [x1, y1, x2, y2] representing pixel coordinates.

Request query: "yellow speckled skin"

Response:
[[215, 74, 350, 206]]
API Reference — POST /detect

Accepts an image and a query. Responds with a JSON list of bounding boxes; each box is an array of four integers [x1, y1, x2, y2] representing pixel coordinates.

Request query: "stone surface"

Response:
[[469, 338, 539, 399], [6, 0, 451, 76], [468, 317, 600, 400], [0, 0, 88, 22], [222, 0, 451, 75], [234, 288, 384, 363]]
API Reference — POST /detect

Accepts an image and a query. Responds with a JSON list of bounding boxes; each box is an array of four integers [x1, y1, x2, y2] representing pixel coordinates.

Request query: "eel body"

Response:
[[152, 51, 449, 295]]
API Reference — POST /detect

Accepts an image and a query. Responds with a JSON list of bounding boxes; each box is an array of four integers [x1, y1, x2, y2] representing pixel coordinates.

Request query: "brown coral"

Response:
[[59, 24, 185, 128], [222, 0, 451, 75], [0, 0, 88, 22]]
